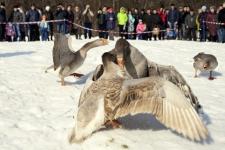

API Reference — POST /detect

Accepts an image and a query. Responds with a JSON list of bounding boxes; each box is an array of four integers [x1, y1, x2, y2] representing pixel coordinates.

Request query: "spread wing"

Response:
[[148, 61, 200, 111], [78, 73, 95, 107], [69, 93, 105, 143], [115, 77, 208, 141], [53, 33, 75, 70]]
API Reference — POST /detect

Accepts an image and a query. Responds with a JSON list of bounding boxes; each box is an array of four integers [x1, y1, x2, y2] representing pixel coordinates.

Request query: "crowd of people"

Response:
[[0, 2, 225, 43]]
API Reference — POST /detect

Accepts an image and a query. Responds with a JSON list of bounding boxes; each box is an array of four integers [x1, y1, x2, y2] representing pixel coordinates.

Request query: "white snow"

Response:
[[0, 38, 225, 150]]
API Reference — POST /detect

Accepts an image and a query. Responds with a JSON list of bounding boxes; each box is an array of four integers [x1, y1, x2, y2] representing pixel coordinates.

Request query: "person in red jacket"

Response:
[[206, 6, 218, 42], [158, 7, 168, 40]]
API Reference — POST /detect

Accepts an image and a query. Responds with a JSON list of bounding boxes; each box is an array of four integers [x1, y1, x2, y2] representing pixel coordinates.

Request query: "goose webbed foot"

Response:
[[208, 71, 215, 80], [70, 73, 84, 78], [208, 77, 216, 80], [104, 120, 122, 129]]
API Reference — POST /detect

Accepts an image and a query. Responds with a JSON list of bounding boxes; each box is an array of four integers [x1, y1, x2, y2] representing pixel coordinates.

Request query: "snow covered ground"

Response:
[[0, 38, 225, 150]]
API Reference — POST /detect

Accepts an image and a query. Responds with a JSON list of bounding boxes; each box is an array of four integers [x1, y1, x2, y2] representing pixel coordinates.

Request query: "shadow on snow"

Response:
[[0, 51, 35, 58]]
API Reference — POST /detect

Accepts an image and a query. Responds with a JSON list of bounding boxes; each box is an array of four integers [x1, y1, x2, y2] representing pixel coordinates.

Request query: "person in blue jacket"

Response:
[[167, 4, 179, 39], [106, 7, 116, 40]]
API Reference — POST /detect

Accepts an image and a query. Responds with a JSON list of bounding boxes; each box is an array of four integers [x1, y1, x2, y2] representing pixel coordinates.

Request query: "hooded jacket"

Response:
[[117, 7, 128, 25]]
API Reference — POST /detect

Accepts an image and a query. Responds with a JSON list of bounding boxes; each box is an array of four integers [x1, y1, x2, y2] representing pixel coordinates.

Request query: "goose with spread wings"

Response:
[[92, 38, 201, 111], [45, 33, 108, 85], [69, 52, 208, 143]]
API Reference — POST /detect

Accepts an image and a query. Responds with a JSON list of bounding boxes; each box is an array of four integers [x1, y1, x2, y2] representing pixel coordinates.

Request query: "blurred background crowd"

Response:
[[0, 1, 225, 43]]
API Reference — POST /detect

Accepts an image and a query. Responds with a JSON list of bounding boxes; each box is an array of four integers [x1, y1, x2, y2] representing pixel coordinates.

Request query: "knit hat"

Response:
[[45, 5, 50, 11], [107, 7, 113, 12], [210, 6, 215, 10], [201, 5, 207, 11]]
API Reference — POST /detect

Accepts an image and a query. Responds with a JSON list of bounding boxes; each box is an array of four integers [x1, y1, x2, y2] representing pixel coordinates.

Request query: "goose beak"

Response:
[[100, 38, 109, 45], [116, 57, 125, 69], [203, 63, 208, 69]]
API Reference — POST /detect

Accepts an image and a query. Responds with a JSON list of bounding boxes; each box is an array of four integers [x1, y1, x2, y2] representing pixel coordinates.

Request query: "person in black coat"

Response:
[[185, 9, 197, 41], [218, 2, 225, 43], [198, 5, 208, 42], [151, 9, 163, 40], [43, 6, 54, 40], [26, 4, 40, 41], [66, 5, 74, 34], [97, 7, 107, 39], [177, 6, 184, 40], [132, 8, 139, 39], [55, 4, 67, 34], [0, 2, 6, 41], [178, 6, 190, 40], [8, 6, 23, 41], [143, 9, 153, 40]]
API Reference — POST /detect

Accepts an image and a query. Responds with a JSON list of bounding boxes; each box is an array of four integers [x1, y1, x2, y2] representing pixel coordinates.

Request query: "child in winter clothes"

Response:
[[106, 7, 116, 40], [166, 28, 176, 39], [5, 22, 15, 42], [39, 15, 49, 41], [136, 19, 146, 40]]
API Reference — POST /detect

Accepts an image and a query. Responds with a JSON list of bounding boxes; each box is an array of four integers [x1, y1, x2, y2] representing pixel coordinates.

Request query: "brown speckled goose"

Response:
[[69, 52, 208, 143]]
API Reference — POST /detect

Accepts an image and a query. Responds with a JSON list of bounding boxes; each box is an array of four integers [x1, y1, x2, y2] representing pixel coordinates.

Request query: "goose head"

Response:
[[113, 38, 130, 69], [101, 52, 126, 79], [193, 52, 204, 62], [89, 38, 109, 48]]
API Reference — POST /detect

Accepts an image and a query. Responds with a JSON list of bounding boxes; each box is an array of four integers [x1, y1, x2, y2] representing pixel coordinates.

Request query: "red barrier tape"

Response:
[[69, 21, 170, 35], [0, 19, 66, 25], [0, 19, 173, 35], [203, 21, 225, 25]]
